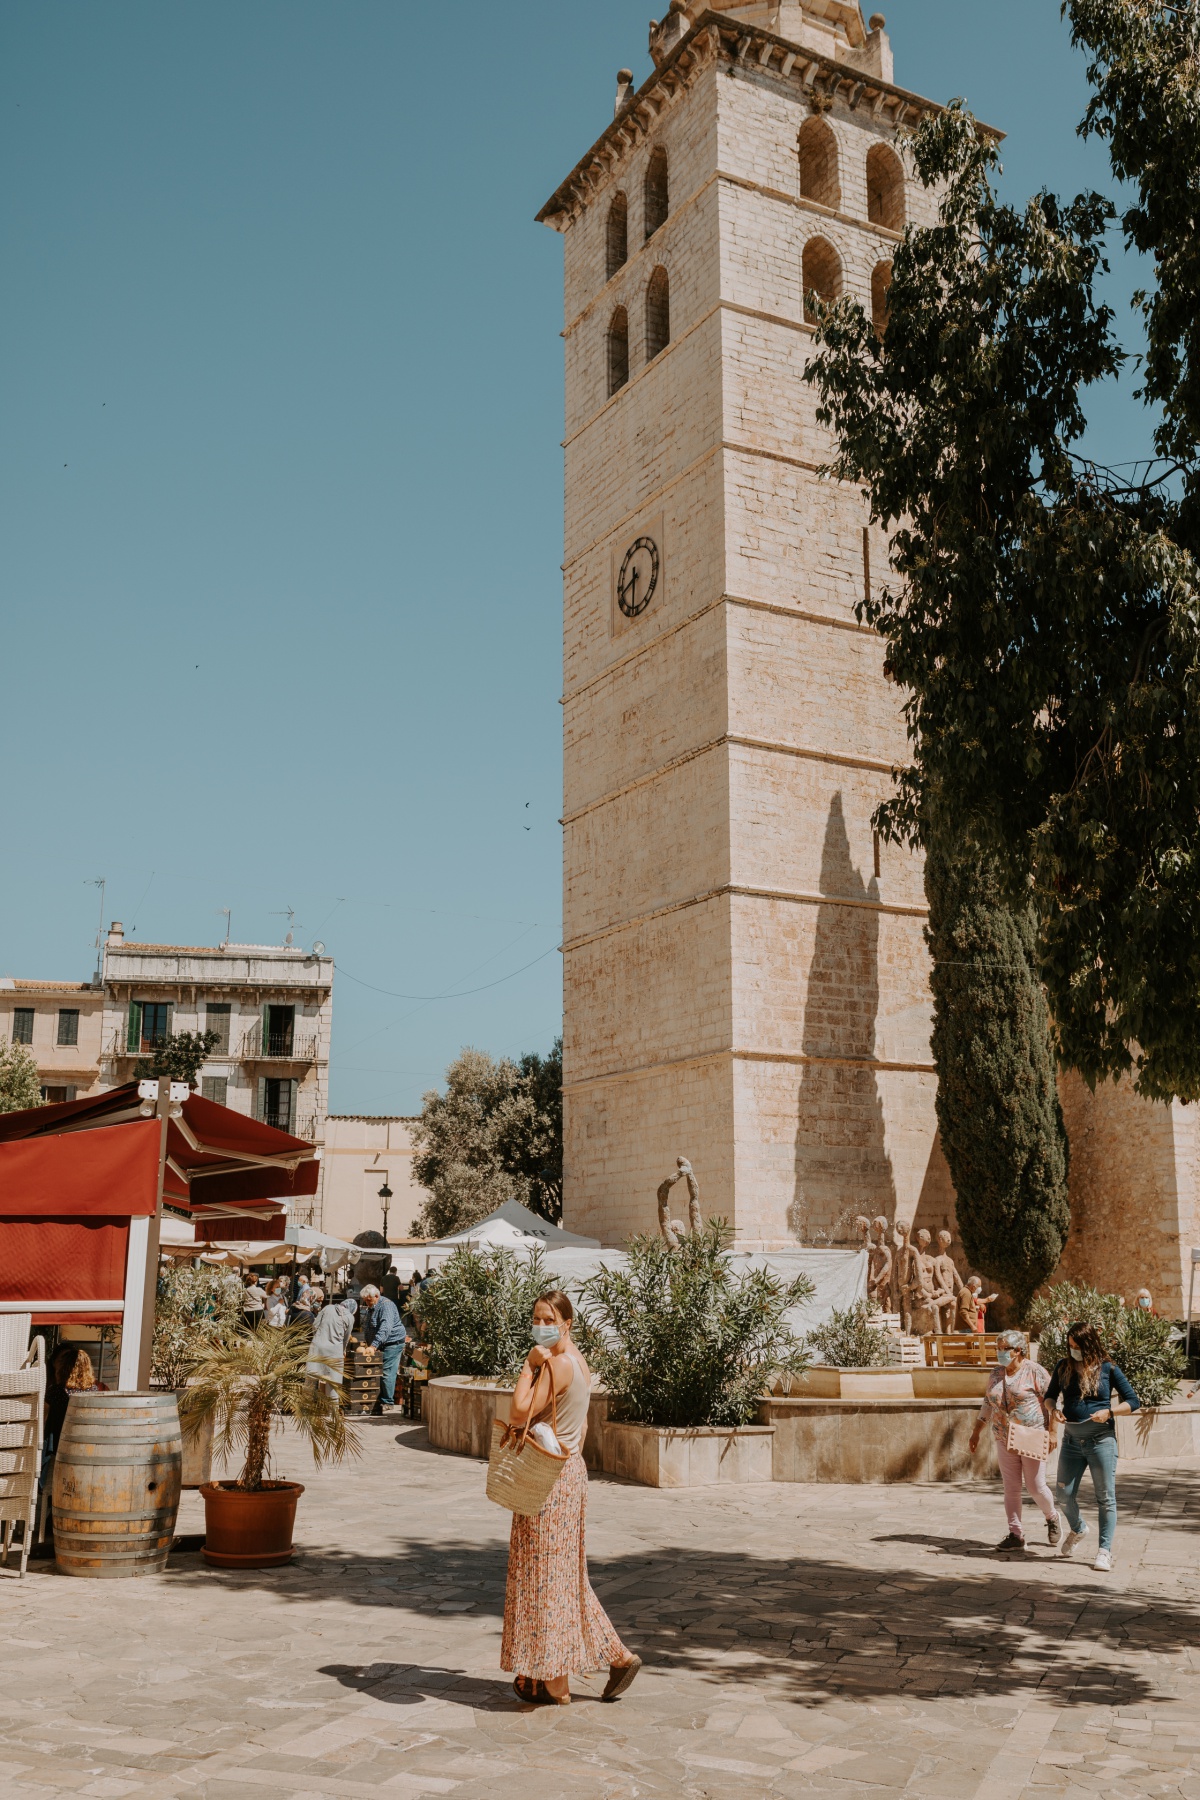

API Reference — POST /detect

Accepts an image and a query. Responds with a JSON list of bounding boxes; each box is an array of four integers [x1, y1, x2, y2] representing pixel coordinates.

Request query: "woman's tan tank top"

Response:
[[552, 1349, 592, 1454]]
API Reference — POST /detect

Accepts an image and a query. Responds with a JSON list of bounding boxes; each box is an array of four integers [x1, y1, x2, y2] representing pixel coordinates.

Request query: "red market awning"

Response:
[[0, 1082, 319, 1326], [0, 1082, 318, 1216]]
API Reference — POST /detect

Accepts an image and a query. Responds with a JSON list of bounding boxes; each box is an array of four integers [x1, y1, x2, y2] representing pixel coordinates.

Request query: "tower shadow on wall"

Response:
[[790, 792, 896, 1243]]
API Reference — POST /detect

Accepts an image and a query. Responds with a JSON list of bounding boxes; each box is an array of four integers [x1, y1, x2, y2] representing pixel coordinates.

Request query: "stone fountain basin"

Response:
[[779, 1365, 990, 1399]]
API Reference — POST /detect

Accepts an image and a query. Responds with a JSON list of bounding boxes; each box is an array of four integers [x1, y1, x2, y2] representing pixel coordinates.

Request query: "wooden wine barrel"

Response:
[[51, 1392, 183, 1578]]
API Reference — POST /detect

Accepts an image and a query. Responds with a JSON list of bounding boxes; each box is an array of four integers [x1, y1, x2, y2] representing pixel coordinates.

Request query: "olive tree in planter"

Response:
[[180, 1323, 360, 1567], [577, 1220, 813, 1428], [152, 1262, 244, 1484]]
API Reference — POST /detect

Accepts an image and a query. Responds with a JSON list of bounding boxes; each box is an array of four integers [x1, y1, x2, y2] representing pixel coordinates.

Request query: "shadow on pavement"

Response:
[[161, 1536, 1200, 1709]]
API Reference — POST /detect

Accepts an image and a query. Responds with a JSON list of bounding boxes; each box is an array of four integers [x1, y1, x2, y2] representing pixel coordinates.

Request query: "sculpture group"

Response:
[[858, 1217, 985, 1335], [655, 1162, 992, 1337]]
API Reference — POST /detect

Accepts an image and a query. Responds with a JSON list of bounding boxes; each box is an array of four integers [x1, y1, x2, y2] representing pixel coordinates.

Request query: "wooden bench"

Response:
[[924, 1333, 1000, 1368]]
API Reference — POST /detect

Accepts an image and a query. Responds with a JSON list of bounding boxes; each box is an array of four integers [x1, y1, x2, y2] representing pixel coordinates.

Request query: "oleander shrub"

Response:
[[1027, 1280, 1186, 1408], [806, 1300, 893, 1369], [410, 1245, 555, 1382], [576, 1219, 813, 1427]]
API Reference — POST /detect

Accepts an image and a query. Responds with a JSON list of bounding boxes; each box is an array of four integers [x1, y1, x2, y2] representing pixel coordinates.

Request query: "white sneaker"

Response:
[[1061, 1525, 1089, 1558], [1093, 1548, 1113, 1572]]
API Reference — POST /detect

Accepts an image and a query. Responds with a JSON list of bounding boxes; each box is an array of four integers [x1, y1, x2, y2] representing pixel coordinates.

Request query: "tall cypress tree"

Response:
[[925, 833, 1070, 1318]]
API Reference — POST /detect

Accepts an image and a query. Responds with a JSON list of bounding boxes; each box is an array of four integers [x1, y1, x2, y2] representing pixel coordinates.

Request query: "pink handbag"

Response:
[[1001, 1374, 1050, 1459]]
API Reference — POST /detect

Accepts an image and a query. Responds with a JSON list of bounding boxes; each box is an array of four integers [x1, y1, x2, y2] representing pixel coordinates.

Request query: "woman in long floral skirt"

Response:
[[500, 1290, 641, 1706]]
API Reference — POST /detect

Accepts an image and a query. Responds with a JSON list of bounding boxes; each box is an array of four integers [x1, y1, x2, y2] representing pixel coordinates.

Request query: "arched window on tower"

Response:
[[645, 267, 670, 361], [644, 146, 669, 239], [798, 116, 840, 211], [871, 260, 893, 336], [606, 192, 628, 281], [802, 236, 842, 323], [866, 143, 905, 230], [608, 306, 630, 396]]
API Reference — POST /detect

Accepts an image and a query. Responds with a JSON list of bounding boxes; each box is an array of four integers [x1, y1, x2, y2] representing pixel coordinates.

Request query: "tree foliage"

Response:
[[806, 67, 1200, 1100], [151, 1260, 243, 1390], [576, 1220, 813, 1427], [0, 1039, 44, 1113], [409, 1245, 556, 1381], [410, 1040, 563, 1236], [926, 836, 1071, 1317], [135, 1029, 220, 1086], [490, 1039, 564, 1222]]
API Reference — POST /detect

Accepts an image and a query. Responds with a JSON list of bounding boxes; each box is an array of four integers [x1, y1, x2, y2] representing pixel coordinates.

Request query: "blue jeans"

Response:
[[377, 1341, 403, 1406], [1055, 1422, 1119, 1551]]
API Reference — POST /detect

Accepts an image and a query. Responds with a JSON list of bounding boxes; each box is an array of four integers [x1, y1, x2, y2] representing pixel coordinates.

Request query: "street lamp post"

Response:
[[378, 1182, 393, 1243]]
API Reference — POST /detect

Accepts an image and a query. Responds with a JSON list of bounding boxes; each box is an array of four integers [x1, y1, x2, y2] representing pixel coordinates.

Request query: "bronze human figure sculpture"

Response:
[[657, 1156, 702, 1249], [867, 1216, 894, 1314], [932, 1229, 964, 1333], [894, 1223, 916, 1332]]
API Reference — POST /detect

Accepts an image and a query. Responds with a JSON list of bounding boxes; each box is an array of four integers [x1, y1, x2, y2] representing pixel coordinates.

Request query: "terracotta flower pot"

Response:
[[198, 1480, 305, 1568]]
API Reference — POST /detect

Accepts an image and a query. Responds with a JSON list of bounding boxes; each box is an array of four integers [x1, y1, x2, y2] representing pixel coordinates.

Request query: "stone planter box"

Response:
[[759, 1395, 999, 1483], [779, 1365, 988, 1400], [601, 1422, 775, 1489], [1113, 1402, 1200, 1461], [424, 1376, 609, 1471]]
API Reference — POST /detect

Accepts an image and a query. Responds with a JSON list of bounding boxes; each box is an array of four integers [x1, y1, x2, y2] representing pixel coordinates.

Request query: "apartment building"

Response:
[[98, 922, 333, 1140], [0, 978, 106, 1102]]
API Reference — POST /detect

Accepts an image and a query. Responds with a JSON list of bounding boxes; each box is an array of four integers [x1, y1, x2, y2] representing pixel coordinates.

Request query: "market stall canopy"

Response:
[[207, 1226, 359, 1265], [0, 1082, 319, 1327], [425, 1200, 600, 1261], [0, 1081, 319, 1223]]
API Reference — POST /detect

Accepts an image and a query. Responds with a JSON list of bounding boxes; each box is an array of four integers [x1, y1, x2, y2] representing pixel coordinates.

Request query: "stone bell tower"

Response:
[[539, 3, 957, 1247]]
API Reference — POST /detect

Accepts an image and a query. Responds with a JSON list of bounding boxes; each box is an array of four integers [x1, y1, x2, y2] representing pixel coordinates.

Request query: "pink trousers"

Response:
[[996, 1439, 1057, 1537]]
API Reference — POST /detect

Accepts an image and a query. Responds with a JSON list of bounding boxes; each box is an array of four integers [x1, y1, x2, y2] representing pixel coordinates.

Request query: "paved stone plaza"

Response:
[[3, 1419, 1199, 1800]]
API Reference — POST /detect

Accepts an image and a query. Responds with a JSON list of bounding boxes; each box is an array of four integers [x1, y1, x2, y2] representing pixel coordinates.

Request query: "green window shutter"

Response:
[[164, 1002, 173, 1041], [256, 1076, 266, 1122], [127, 1001, 141, 1051], [286, 1079, 296, 1133]]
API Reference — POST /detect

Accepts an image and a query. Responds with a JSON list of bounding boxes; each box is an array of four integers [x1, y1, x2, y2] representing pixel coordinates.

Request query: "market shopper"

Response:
[[262, 1279, 289, 1328], [358, 1284, 406, 1410], [500, 1292, 641, 1707], [1046, 1322, 1140, 1572], [243, 1275, 266, 1329], [969, 1329, 1061, 1554], [305, 1294, 357, 1397]]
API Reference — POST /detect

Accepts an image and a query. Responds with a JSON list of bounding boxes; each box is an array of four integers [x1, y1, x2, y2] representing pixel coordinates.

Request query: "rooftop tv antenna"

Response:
[[271, 906, 296, 947], [218, 908, 231, 948], [90, 877, 106, 981]]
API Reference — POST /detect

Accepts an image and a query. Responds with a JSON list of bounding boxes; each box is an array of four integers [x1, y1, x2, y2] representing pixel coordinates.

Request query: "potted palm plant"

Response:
[[181, 1322, 360, 1567]]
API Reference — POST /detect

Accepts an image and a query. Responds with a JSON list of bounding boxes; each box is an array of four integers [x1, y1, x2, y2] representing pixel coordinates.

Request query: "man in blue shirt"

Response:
[[358, 1284, 407, 1410]]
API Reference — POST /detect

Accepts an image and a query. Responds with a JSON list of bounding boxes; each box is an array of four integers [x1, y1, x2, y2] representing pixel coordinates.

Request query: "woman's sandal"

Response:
[[601, 1654, 642, 1702], [512, 1677, 545, 1705]]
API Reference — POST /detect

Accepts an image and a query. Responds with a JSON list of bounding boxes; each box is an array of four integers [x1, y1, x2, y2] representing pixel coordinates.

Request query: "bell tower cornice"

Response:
[[537, 9, 997, 233]]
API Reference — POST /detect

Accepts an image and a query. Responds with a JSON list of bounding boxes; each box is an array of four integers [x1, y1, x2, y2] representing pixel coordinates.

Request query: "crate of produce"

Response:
[[342, 1345, 382, 1415]]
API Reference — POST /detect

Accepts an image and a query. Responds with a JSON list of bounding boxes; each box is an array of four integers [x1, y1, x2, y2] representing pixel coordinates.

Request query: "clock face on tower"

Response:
[[616, 536, 659, 619]]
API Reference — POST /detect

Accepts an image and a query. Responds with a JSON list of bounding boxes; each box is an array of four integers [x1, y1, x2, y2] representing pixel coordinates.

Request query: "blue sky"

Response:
[[0, 1, 1153, 1115]]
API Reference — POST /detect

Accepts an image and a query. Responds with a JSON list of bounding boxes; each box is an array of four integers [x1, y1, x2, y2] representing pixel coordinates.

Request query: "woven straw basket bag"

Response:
[[485, 1364, 568, 1517]]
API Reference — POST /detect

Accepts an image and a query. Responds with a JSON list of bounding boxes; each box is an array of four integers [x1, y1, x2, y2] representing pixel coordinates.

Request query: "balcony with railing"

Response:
[[238, 1026, 318, 1063]]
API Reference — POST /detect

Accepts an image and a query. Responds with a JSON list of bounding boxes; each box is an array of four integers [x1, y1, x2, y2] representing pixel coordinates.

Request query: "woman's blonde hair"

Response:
[[64, 1349, 96, 1391]]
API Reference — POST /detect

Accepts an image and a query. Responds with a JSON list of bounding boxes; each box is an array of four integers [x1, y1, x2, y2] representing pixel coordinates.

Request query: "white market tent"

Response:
[[420, 1199, 865, 1336], [424, 1200, 601, 1267]]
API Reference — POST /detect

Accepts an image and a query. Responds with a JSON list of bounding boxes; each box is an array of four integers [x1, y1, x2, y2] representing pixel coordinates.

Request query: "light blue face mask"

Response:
[[531, 1323, 561, 1348], [996, 1349, 1014, 1367]]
